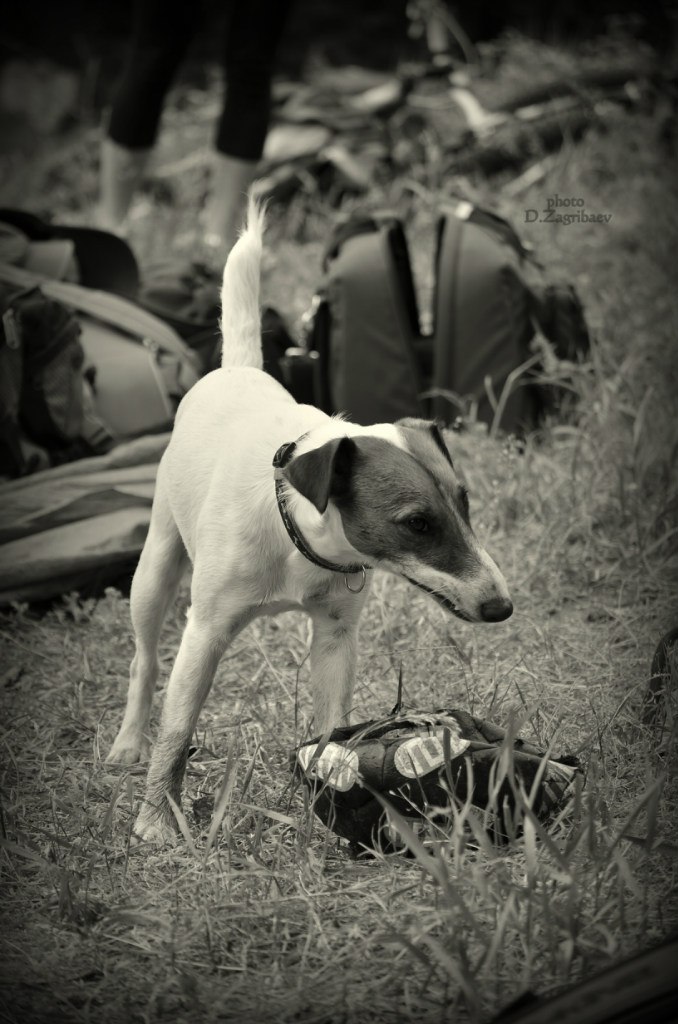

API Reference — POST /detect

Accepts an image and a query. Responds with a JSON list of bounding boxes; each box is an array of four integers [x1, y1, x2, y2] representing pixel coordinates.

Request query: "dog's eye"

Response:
[[407, 515, 429, 533]]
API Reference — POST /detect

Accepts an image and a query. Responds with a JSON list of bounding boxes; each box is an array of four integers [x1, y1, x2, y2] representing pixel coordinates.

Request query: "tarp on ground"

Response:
[[0, 433, 171, 606]]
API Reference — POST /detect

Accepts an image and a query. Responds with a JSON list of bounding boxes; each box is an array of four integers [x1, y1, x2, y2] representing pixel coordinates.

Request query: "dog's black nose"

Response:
[[480, 597, 513, 622]]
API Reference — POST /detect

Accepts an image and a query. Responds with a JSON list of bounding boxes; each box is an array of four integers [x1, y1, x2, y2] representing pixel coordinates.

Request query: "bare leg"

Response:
[[200, 153, 258, 259], [108, 478, 188, 765], [98, 138, 152, 234]]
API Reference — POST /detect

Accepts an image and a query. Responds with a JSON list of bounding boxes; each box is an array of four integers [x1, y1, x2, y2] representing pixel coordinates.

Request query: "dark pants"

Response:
[[108, 0, 292, 160]]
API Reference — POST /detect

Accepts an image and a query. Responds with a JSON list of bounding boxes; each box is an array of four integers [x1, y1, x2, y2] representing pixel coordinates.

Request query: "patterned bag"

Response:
[[0, 282, 108, 477], [294, 707, 579, 853]]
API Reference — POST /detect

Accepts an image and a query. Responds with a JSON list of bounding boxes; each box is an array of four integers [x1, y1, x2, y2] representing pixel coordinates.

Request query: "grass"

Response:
[[1, 32, 677, 1024]]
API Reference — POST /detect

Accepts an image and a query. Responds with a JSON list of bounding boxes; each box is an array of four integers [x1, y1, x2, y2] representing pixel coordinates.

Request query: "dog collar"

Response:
[[272, 439, 370, 592]]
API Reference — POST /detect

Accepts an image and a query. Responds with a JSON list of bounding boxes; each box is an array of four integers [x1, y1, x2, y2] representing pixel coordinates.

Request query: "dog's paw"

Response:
[[106, 734, 151, 766], [133, 815, 178, 846]]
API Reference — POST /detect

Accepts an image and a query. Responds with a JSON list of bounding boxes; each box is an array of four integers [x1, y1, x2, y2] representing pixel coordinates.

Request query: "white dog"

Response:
[[108, 198, 512, 843]]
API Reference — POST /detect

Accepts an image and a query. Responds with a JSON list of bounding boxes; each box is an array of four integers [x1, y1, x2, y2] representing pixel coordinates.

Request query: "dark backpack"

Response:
[[294, 706, 579, 852], [281, 203, 590, 432], [0, 282, 113, 477]]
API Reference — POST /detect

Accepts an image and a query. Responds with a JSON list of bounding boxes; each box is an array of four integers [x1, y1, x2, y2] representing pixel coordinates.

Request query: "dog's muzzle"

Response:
[[403, 575, 473, 622], [403, 576, 512, 623]]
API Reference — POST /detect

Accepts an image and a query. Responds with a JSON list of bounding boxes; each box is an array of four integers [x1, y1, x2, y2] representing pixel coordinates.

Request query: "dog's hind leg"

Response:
[[107, 468, 189, 766], [134, 595, 254, 844]]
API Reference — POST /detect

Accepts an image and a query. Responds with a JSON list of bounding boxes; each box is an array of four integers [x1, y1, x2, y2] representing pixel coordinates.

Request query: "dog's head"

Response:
[[283, 419, 512, 624]]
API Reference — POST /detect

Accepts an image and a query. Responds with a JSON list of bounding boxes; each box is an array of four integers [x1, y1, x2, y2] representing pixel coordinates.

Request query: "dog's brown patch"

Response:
[[332, 434, 478, 577]]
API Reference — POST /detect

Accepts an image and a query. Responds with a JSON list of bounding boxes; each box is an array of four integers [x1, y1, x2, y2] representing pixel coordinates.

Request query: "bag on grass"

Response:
[[0, 279, 110, 477], [281, 202, 590, 432], [0, 215, 203, 603], [0, 251, 201, 478], [294, 707, 579, 853], [0, 207, 296, 376], [0, 210, 297, 604], [0, 432, 171, 607]]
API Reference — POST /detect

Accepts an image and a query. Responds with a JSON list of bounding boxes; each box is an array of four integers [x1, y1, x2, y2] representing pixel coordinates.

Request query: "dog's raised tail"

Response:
[[220, 194, 266, 369]]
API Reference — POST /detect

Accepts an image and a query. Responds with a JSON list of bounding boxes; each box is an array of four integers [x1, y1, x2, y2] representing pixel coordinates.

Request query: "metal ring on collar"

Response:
[[344, 567, 368, 593]]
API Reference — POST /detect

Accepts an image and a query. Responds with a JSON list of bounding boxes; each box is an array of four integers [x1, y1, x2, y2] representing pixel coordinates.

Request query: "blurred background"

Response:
[[1, 0, 673, 180]]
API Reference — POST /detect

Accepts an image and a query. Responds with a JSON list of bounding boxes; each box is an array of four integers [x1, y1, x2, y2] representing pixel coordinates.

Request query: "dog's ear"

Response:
[[397, 416, 454, 468], [283, 436, 356, 514], [429, 420, 454, 467]]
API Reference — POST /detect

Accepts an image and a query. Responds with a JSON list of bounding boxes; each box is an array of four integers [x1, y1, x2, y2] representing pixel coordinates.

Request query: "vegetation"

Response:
[[1, 32, 676, 1024]]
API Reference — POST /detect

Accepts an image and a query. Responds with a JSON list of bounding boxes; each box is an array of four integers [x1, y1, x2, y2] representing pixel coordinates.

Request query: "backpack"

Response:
[[281, 202, 590, 432], [0, 258, 201, 479], [0, 281, 108, 477], [0, 210, 295, 606], [294, 706, 579, 853]]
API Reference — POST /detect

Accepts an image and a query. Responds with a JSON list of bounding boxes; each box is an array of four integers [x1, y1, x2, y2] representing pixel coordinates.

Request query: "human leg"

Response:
[[100, 0, 196, 231], [200, 0, 293, 256]]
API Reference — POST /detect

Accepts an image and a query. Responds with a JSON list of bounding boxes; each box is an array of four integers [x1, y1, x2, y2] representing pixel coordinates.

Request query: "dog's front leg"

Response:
[[134, 608, 248, 844], [309, 604, 362, 734]]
